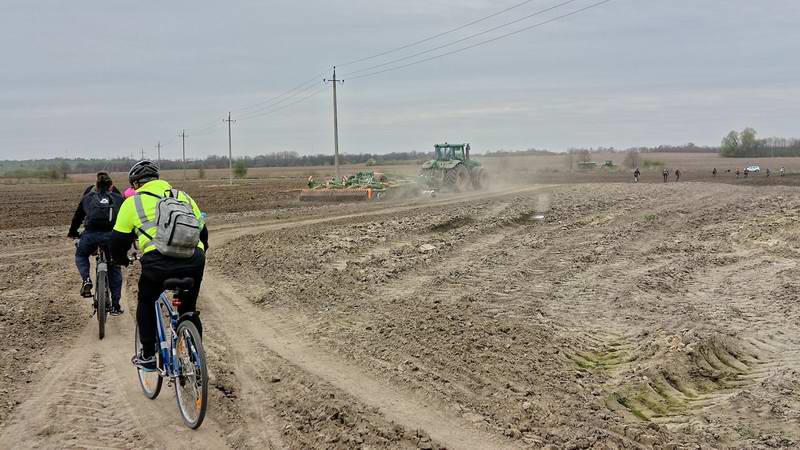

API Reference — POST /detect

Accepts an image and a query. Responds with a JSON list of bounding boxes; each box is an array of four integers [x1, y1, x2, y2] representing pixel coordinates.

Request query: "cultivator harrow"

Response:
[[299, 171, 417, 202]]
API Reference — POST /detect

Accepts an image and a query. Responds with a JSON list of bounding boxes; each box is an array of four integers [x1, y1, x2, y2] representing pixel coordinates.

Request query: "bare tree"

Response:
[[563, 152, 574, 170], [623, 150, 640, 169]]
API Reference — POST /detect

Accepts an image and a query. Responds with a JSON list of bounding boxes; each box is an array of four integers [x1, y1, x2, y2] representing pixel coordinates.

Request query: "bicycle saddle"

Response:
[[163, 278, 195, 291]]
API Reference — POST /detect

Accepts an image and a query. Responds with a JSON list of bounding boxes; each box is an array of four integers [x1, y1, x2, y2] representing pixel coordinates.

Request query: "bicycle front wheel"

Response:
[[135, 325, 162, 399], [95, 271, 108, 340], [174, 320, 208, 429]]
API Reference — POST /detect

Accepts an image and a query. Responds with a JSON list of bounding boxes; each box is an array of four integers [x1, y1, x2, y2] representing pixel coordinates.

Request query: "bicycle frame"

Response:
[[153, 292, 181, 378], [153, 290, 201, 380]]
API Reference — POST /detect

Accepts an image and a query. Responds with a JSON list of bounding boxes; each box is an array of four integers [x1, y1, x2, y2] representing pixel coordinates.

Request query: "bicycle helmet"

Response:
[[128, 160, 159, 185]]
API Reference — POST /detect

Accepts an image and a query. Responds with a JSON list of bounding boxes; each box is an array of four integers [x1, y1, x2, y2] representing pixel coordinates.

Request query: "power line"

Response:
[[343, 0, 580, 77], [339, 0, 543, 67], [347, 0, 613, 81], [233, 71, 327, 114], [179, 69, 328, 137], [237, 85, 327, 122], [235, 81, 323, 120], [190, 123, 224, 137]]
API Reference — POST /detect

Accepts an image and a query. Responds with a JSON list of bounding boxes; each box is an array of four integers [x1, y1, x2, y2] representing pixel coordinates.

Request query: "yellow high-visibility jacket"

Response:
[[113, 179, 205, 254]]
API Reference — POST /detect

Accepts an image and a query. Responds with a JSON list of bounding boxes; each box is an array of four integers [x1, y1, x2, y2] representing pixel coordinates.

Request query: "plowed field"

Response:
[[2, 178, 799, 449]]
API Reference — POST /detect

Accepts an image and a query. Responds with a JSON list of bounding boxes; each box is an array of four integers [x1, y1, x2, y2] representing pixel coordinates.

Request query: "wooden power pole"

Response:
[[178, 130, 188, 181], [325, 67, 344, 180], [223, 112, 236, 185]]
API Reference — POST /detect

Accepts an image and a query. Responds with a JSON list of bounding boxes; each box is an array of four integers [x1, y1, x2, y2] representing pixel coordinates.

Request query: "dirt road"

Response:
[[2, 182, 800, 449]]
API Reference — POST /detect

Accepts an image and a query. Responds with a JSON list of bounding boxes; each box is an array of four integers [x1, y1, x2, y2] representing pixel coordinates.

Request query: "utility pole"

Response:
[[141, 147, 145, 160], [178, 130, 188, 181], [223, 112, 236, 185], [325, 67, 344, 180], [156, 141, 162, 167]]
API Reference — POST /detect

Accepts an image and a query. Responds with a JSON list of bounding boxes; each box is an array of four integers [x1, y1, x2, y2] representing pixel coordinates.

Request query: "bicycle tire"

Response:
[[135, 325, 162, 399], [96, 270, 108, 340], [174, 320, 208, 429]]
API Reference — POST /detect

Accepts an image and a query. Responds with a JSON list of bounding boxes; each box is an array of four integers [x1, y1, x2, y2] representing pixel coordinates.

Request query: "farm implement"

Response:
[[299, 171, 419, 202]]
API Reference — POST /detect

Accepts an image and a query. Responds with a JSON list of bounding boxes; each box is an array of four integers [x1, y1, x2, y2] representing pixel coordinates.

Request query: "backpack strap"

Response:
[[133, 192, 161, 243]]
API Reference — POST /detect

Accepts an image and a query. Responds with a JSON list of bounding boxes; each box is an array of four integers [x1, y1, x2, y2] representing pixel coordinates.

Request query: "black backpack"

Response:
[[84, 190, 118, 228]]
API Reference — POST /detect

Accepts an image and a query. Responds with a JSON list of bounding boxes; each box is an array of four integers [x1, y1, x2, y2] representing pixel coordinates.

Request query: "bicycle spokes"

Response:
[[175, 327, 204, 423]]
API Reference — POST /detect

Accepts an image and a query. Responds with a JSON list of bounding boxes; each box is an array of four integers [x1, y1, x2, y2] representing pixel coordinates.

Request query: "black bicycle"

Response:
[[93, 246, 112, 339]]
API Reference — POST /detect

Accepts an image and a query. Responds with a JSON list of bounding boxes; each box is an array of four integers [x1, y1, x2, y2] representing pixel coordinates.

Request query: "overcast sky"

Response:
[[1, 0, 798, 160]]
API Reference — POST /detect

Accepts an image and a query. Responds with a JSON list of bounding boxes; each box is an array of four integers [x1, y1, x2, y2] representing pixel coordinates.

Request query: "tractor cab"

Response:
[[434, 143, 470, 162]]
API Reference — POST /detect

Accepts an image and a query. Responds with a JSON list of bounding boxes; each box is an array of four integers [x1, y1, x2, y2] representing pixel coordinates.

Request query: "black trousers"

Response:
[[137, 248, 205, 356]]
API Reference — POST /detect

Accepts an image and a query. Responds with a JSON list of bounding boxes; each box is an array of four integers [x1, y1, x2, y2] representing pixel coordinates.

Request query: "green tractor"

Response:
[[418, 143, 489, 192]]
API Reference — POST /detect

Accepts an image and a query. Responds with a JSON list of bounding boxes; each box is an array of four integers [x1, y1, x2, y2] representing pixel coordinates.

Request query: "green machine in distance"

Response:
[[418, 143, 489, 192]]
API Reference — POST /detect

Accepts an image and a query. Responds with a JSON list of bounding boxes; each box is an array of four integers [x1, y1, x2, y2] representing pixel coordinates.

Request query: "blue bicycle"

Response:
[[134, 277, 208, 429]]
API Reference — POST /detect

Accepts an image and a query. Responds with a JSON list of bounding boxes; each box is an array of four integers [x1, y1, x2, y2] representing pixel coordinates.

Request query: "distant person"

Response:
[[712, 168, 717, 177], [781, 167, 786, 177], [662, 168, 668, 183], [744, 168, 749, 179], [633, 168, 640, 183], [674, 169, 681, 181], [735, 169, 740, 179], [766, 168, 771, 177], [67, 172, 125, 314]]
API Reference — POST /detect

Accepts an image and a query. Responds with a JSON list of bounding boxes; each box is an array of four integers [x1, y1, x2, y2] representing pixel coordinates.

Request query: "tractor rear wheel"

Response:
[[445, 165, 469, 192], [471, 167, 489, 190]]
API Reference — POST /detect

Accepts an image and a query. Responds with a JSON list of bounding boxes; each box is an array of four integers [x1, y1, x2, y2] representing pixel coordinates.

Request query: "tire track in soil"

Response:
[[538, 186, 800, 443], [607, 253, 800, 429], [201, 269, 519, 450], [36, 353, 149, 450], [0, 283, 231, 449]]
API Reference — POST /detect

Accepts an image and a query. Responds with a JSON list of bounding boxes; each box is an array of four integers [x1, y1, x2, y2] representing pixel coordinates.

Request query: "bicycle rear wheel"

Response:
[[95, 271, 108, 340], [174, 320, 208, 429], [135, 325, 162, 399]]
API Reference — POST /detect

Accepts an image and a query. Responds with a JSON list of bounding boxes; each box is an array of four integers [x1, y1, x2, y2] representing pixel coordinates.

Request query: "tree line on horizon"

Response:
[[720, 128, 800, 158], [2, 132, 798, 178]]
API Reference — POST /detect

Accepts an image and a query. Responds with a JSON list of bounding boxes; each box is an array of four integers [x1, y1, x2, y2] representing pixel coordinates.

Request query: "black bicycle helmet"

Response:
[[128, 160, 160, 185]]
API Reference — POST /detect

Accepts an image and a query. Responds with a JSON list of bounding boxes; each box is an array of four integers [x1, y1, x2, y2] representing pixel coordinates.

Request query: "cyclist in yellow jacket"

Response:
[[110, 160, 209, 370]]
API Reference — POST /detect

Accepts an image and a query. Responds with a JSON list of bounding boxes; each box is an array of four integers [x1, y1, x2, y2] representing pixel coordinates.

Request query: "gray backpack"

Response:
[[136, 189, 201, 258]]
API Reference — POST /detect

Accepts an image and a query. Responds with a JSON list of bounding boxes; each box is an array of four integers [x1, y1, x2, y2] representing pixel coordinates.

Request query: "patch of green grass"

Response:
[[643, 212, 657, 221], [615, 394, 651, 421], [642, 159, 665, 168]]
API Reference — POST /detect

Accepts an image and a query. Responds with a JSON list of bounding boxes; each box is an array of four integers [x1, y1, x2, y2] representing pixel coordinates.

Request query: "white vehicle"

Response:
[[745, 165, 761, 173]]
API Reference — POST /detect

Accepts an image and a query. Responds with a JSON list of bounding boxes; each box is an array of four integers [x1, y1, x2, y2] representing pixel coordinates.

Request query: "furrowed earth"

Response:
[[1, 164, 799, 449]]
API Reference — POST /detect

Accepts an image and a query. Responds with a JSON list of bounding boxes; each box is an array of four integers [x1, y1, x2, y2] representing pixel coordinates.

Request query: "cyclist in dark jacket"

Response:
[[68, 172, 125, 314]]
